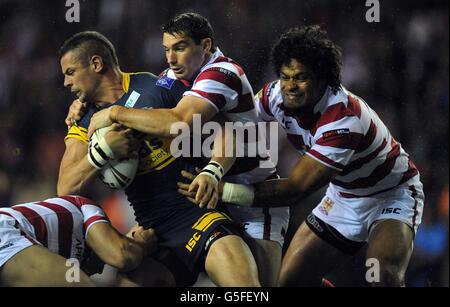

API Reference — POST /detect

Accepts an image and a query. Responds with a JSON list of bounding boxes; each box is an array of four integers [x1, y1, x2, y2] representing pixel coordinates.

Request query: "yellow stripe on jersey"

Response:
[[122, 72, 147, 93], [192, 212, 231, 232], [65, 125, 89, 144], [122, 72, 130, 93]]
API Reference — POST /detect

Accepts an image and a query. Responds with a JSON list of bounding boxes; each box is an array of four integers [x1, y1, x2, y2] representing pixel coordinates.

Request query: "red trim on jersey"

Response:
[[227, 93, 255, 113], [399, 159, 419, 185], [263, 208, 271, 240], [347, 95, 362, 118], [409, 185, 418, 228], [356, 120, 378, 153], [192, 90, 227, 109], [12, 206, 48, 247], [84, 216, 107, 231], [332, 139, 401, 190], [195, 69, 242, 94], [307, 149, 346, 170], [59, 195, 96, 212], [310, 101, 360, 136], [40, 202, 74, 259], [341, 139, 388, 176], [0, 211, 14, 218], [260, 83, 274, 117], [316, 132, 364, 150], [212, 56, 245, 76]]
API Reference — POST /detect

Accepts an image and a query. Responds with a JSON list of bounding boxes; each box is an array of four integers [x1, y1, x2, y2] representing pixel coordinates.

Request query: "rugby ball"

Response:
[[89, 126, 139, 189]]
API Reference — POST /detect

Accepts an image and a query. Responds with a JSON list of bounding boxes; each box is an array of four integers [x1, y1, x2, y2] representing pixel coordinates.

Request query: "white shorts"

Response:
[[226, 205, 290, 246], [0, 214, 36, 268], [311, 176, 424, 244]]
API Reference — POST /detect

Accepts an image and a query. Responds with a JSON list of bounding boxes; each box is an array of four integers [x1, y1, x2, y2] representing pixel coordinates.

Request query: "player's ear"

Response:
[[201, 38, 212, 54], [91, 55, 104, 73]]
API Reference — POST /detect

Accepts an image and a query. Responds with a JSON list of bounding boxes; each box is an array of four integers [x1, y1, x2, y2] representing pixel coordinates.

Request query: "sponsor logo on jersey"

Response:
[[203, 67, 239, 80], [124, 90, 141, 108], [322, 128, 350, 140], [156, 76, 176, 89]]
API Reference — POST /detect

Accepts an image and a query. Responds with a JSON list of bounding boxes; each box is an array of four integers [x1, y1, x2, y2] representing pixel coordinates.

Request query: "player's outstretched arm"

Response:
[[86, 222, 157, 272], [180, 154, 339, 208], [87, 95, 218, 138], [233, 154, 338, 208]]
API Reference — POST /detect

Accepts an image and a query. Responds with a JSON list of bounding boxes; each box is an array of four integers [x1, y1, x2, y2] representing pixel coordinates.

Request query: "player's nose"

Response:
[[285, 80, 298, 91], [166, 50, 177, 65], [64, 75, 72, 88]]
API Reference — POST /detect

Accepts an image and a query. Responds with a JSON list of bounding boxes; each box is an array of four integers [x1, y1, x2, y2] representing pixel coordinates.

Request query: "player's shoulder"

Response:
[[324, 86, 364, 119], [263, 80, 281, 97], [260, 80, 282, 105], [153, 69, 190, 92], [129, 71, 158, 83], [154, 69, 179, 90]]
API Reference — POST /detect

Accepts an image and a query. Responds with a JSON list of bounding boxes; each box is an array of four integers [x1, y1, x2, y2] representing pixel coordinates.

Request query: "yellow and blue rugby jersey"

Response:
[[65, 72, 203, 228]]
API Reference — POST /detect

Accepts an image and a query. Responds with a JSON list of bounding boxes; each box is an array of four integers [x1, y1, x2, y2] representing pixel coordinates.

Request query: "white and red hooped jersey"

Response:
[[169, 49, 289, 243], [256, 80, 420, 199], [0, 195, 109, 261], [175, 48, 278, 184]]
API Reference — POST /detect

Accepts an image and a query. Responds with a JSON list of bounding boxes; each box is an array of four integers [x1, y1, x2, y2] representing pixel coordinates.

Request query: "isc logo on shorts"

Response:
[[185, 212, 230, 252], [381, 208, 401, 214]]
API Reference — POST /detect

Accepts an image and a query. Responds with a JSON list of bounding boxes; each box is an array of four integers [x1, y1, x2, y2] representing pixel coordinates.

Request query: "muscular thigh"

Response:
[[245, 238, 282, 286], [280, 222, 348, 286], [367, 220, 414, 271], [1, 245, 93, 287]]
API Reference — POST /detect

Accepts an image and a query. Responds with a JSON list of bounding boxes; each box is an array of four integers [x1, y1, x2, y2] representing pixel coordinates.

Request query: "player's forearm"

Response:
[[114, 238, 145, 272], [57, 155, 98, 196], [222, 179, 311, 208], [110, 105, 183, 138], [211, 124, 236, 174]]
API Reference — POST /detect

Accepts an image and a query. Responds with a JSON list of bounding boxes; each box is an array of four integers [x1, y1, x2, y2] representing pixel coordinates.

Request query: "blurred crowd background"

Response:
[[0, 0, 448, 286]]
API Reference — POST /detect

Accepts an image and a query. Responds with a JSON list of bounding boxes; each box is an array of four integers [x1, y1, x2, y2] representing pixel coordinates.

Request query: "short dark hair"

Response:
[[162, 12, 216, 50], [271, 25, 342, 94], [59, 31, 119, 68]]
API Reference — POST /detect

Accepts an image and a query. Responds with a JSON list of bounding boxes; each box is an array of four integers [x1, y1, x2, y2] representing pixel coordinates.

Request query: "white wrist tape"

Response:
[[221, 182, 255, 207], [199, 161, 225, 184], [88, 136, 115, 170]]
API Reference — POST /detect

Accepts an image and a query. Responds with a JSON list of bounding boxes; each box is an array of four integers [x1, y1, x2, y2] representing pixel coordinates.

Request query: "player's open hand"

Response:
[[65, 99, 87, 127], [88, 107, 114, 138], [178, 168, 221, 209]]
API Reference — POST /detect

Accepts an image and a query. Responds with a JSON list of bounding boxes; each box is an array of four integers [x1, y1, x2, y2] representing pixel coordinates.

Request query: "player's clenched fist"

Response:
[[65, 99, 88, 127]]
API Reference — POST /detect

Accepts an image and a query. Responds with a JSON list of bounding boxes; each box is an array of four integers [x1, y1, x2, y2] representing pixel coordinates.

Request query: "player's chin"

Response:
[[283, 100, 302, 111]]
